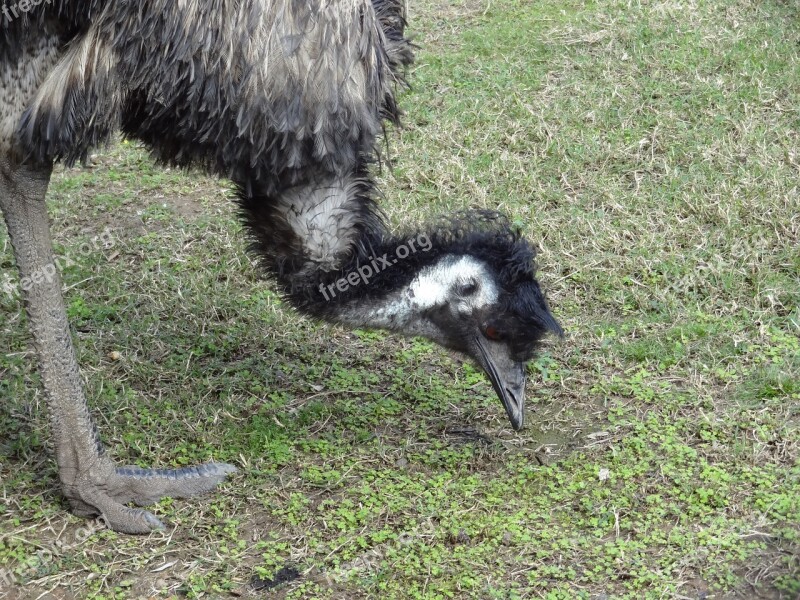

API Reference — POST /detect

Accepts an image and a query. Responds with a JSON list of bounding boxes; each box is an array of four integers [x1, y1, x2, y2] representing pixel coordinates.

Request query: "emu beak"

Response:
[[472, 337, 527, 430]]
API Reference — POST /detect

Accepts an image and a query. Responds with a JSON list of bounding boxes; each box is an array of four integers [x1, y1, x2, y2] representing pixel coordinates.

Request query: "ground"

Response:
[[1, 0, 799, 598]]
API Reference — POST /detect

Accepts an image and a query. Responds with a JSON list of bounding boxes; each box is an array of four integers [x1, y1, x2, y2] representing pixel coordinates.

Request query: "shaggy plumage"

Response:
[[15, 0, 412, 187], [0, 0, 560, 534]]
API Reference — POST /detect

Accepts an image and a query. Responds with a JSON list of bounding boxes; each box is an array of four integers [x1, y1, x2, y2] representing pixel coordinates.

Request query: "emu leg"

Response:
[[0, 160, 235, 534]]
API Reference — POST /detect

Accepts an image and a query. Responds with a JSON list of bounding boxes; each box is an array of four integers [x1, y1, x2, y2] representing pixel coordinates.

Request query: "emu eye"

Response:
[[483, 325, 502, 341], [458, 280, 478, 296]]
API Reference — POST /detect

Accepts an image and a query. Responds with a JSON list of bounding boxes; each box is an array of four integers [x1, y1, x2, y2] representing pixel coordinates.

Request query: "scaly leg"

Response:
[[0, 159, 235, 534]]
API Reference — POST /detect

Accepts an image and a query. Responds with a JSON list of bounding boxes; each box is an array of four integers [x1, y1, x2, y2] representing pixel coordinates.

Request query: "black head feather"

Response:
[[422, 211, 563, 360]]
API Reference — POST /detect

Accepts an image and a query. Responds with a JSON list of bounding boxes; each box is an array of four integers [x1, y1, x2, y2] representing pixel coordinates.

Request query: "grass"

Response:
[[1, 0, 799, 598]]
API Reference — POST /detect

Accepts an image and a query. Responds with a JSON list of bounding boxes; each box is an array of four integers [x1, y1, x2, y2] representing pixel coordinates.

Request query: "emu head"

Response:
[[408, 215, 562, 430]]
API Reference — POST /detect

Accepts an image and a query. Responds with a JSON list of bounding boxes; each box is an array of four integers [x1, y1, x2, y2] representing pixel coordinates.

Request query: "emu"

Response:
[[0, 0, 562, 533]]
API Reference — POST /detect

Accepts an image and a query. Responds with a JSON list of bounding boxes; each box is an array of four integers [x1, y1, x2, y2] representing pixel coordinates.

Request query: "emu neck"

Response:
[[238, 174, 450, 334], [313, 248, 441, 333]]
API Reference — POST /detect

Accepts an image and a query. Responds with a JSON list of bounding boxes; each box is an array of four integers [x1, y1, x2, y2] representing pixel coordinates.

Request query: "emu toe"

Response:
[[65, 461, 236, 533], [110, 463, 238, 506]]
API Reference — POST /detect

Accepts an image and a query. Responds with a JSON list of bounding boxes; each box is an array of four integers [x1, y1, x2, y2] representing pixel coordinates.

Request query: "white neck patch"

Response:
[[340, 255, 499, 332], [408, 255, 498, 312]]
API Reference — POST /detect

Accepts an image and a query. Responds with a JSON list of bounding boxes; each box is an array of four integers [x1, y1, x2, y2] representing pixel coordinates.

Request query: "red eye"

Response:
[[484, 325, 502, 341]]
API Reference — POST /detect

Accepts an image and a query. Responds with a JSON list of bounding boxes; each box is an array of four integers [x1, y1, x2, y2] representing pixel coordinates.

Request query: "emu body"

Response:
[[1, 0, 560, 533]]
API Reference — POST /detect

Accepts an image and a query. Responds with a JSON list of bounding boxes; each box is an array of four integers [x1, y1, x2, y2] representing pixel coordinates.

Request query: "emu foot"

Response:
[[66, 461, 237, 534]]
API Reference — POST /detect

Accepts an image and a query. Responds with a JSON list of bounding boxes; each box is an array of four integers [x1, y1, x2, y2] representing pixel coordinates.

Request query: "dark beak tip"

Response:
[[471, 337, 527, 432], [504, 392, 525, 431], [500, 378, 526, 432]]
